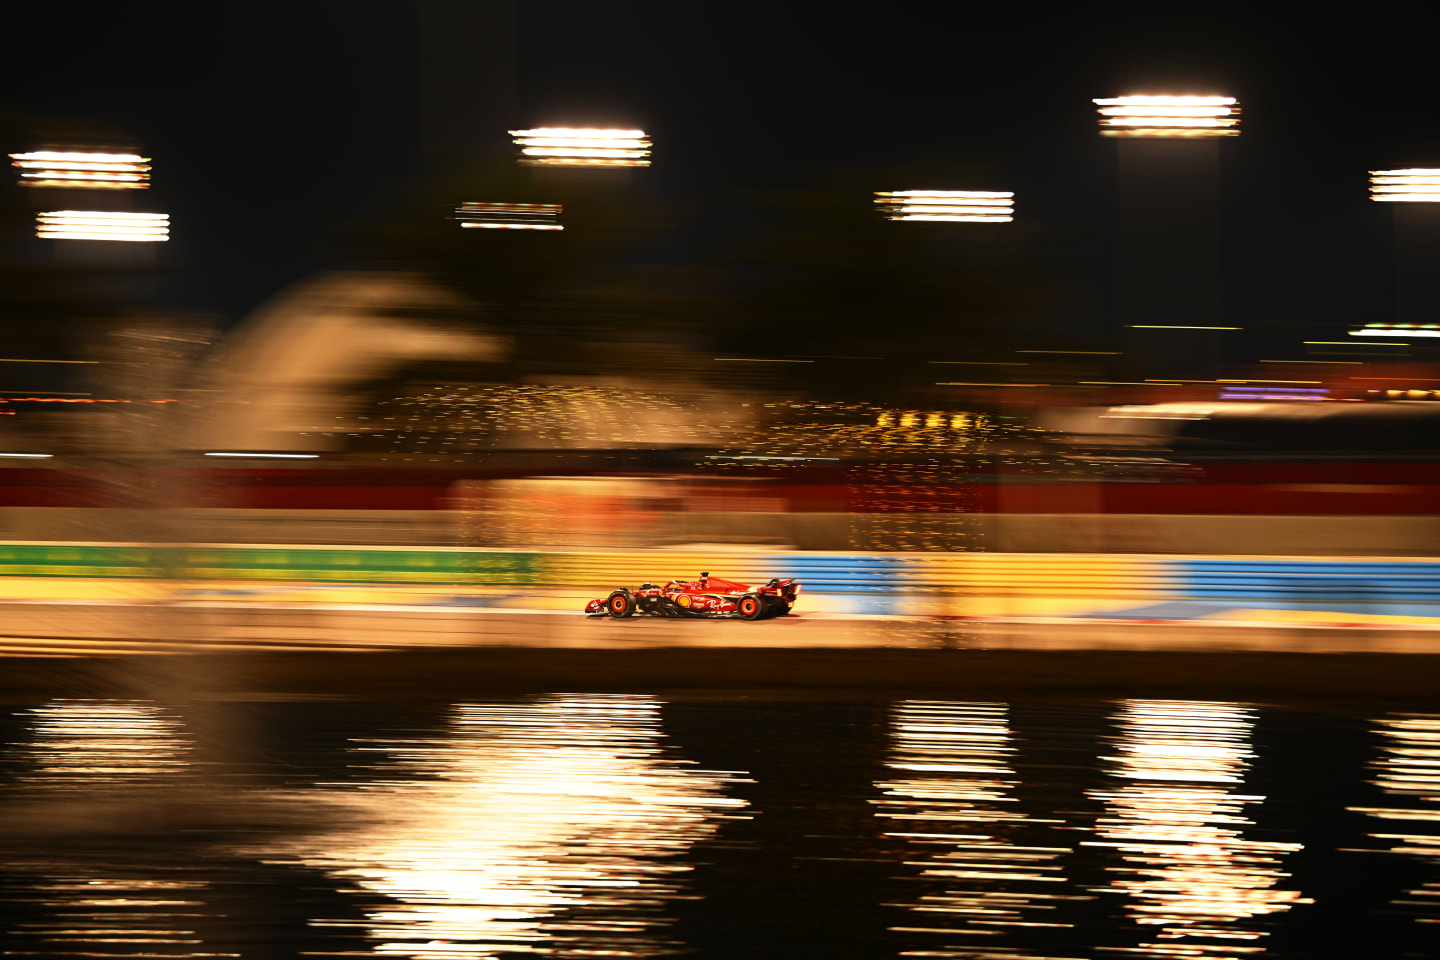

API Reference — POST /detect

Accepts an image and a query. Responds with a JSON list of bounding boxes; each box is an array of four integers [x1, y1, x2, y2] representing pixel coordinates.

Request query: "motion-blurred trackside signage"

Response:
[[1218, 386, 1329, 401], [1368, 389, 1440, 399]]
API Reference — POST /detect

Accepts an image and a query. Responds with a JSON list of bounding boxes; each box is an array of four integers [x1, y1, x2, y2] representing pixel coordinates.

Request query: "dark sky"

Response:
[[4, 3, 1438, 358]]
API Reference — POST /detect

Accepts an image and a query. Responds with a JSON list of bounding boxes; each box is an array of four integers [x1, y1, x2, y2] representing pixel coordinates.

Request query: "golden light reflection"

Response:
[[256, 694, 750, 959], [6, 700, 219, 958], [1346, 714, 1440, 926], [1085, 700, 1309, 957], [18, 698, 192, 787], [3, 872, 223, 959], [874, 701, 1089, 957]]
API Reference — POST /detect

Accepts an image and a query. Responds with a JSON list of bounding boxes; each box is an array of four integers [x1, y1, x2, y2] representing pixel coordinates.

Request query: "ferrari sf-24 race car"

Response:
[[585, 572, 801, 620]]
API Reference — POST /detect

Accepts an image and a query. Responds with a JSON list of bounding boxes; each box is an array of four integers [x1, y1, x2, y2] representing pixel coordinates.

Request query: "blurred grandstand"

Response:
[[3, 272, 1440, 555]]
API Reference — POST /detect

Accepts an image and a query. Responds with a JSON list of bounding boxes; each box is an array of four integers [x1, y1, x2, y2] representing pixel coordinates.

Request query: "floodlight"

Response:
[[456, 202, 563, 230], [509, 128, 651, 167], [874, 190, 1014, 223], [1369, 169, 1440, 202], [36, 210, 169, 241], [10, 150, 151, 188], [1093, 96, 1240, 138]]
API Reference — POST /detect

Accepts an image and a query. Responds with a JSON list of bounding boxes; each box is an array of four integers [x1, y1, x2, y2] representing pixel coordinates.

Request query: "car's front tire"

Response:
[[606, 590, 636, 618]]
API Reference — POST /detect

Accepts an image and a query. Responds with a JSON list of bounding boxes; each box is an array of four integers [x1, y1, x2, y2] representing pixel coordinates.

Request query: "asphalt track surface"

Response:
[[2, 601, 1440, 656], [0, 600, 1436, 706]]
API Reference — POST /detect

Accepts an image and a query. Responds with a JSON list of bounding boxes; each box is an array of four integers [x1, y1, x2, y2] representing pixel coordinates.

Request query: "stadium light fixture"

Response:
[[874, 190, 1014, 223], [35, 210, 169, 241], [1369, 168, 1440, 202], [1093, 96, 1240, 138], [455, 202, 563, 230], [509, 128, 651, 167], [10, 150, 151, 189]]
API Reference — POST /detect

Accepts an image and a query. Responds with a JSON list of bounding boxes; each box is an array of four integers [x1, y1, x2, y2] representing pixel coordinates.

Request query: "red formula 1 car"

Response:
[[585, 572, 801, 620]]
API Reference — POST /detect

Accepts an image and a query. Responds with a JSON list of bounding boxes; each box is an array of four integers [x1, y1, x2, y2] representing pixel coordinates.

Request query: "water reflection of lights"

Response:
[[8, 700, 220, 958], [1085, 700, 1310, 957], [1346, 714, 1440, 926], [874, 701, 1088, 957], [6, 873, 224, 959], [19, 699, 192, 786], [261, 694, 750, 959]]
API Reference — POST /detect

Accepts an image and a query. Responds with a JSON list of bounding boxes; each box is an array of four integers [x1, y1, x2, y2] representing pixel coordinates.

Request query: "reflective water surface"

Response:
[[876, 701, 1085, 957], [0, 695, 1433, 959]]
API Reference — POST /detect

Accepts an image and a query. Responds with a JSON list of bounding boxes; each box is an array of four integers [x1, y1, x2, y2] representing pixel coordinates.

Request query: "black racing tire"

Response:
[[760, 596, 791, 618], [736, 593, 764, 621], [606, 590, 636, 618]]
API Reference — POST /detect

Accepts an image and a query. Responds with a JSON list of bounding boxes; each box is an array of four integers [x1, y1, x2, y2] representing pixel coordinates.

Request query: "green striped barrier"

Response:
[[0, 544, 541, 586], [174, 548, 541, 585], [0, 544, 164, 578]]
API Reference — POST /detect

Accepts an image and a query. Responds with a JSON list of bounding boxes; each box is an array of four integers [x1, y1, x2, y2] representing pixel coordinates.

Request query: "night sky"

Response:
[[4, 3, 1438, 366]]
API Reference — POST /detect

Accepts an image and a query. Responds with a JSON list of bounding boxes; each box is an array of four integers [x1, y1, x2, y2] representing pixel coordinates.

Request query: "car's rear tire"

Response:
[[607, 590, 635, 618], [757, 596, 787, 618], [737, 594, 764, 621]]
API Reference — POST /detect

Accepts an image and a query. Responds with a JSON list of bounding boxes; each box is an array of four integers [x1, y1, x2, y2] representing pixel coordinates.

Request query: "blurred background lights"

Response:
[[1093, 95, 1240, 137], [874, 190, 1014, 223], [1369, 169, 1440, 202], [9, 150, 150, 189], [509, 127, 651, 166], [35, 210, 169, 241], [1219, 386, 1329, 401], [455, 202, 563, 230], [1352, 323, 1440, 338]]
